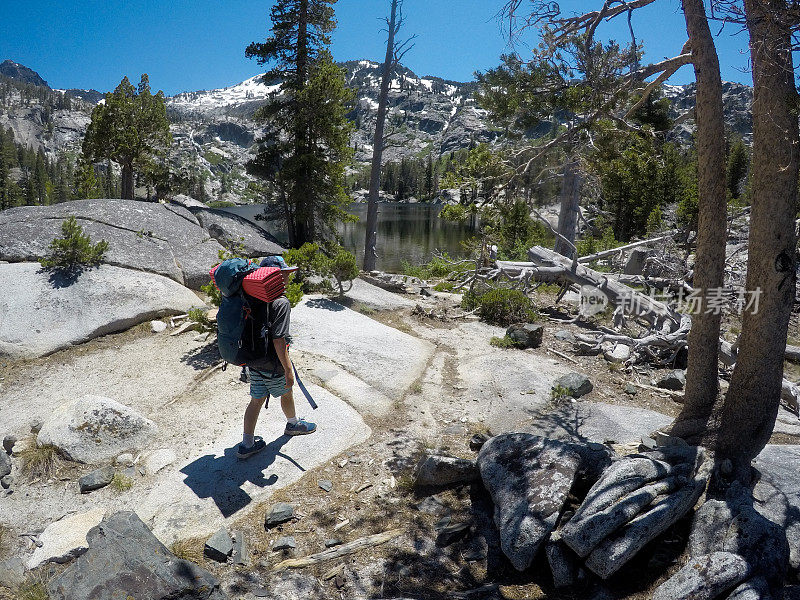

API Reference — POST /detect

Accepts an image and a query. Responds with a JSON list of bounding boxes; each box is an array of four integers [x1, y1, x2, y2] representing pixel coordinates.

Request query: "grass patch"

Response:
[[206, 199, 235, 208], [550, 385, 571, 401], [352, 302, 375, 316], [16, 577, 49, 600], [433, 281, 457, 292], [110, 472, 133, 493], [19, 444, 62, 480], [489, 335, 522, 349], [203, 150, 225, 166], [409, 381, 423, 394], [169, 538, 205, 564]]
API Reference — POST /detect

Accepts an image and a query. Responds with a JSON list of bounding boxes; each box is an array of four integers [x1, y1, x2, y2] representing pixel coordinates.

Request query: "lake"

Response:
[[221, 202, 480, 273]]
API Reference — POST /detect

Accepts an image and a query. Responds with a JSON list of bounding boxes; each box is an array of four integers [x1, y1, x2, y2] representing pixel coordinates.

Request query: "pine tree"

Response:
[[246, 0, 354, 247], [82, 74, 172, 200], [726, 137, 749, 201]]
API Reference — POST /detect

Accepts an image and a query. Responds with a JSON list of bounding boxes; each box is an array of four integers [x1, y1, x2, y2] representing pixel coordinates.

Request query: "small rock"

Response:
[[273, 536, 296, 551], [265, 502, 295, 528], [30, 419, 44, 434], [26, 508, 106, 569], [506, 323, 544, 349], [11, 437, 32, 457], [0, 451, 10, 478], [604, 344, 631, 363], [624, 384, 638, 395], [143, 448, 176, 475], [555, 330, 576, 343], [436, 522, 471, 547], [150, 320, 167, 333], [656, 369, 686, 391], [324, 538, 343, 548], [469, 433, 489, 452], [115, 453, 134, 467], [231, 529, 249, 566], [415, 454, 478, 487], [413, 495, 449, 516], [78, 466, 115, 493], [318, 479, 333, 492], [204, 527, 233, 562], [3, 434, 17, 454], [639, 436, 658, 450], [553, 372, 594, 398], [1, 475, 12, 489]]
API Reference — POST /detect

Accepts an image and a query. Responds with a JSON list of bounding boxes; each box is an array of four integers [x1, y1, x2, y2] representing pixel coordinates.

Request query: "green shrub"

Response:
[[187, 307, 215, 333], [402, 253, 470, 280], [39, 216, 108, 269], [206, 200, 235, 208], [330, 248, 359, 296], [439, 204, 474, 222], [110, 472, 133, 493], [490, 335, 523, 349], [467, 288, 537, 326], [285, 282, 304, 307]]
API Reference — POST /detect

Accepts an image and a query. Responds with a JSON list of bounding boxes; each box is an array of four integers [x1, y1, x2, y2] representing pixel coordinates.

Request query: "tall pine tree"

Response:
[[246, 0, 354, 247], [82, 74, 171, 200]]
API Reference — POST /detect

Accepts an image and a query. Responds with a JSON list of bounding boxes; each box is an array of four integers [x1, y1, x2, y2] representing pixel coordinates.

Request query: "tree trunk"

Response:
[[121, 162, 134, 200], [669, 0, 727, 441], [364, 0, 399, 271], [553, 158, 580, 259], [715, 0, 799, 484], [294, 0, 312, 246]]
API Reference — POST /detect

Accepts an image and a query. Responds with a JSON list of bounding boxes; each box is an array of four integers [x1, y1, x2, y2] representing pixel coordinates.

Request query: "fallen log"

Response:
[[272, 528, 403, 571], [577, 232, 678, 264]]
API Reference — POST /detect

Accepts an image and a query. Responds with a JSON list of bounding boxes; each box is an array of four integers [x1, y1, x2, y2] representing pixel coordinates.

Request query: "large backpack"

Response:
[[210, 258, 282, 369]]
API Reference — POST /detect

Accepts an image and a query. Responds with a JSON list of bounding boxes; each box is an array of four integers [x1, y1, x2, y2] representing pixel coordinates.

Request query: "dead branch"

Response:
[[577, 232, 678, 264], [272, 529, 404, 571]]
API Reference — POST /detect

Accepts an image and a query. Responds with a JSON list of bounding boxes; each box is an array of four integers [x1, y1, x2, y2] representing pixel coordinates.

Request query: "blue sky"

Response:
[[0, 0, 752, 95]]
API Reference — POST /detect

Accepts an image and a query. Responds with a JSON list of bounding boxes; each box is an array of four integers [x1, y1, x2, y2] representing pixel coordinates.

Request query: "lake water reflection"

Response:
[[222, 202, 479, 273]]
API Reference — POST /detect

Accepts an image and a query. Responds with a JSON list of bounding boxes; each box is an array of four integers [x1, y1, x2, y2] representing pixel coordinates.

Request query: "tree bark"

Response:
[[363, 0, 400, 271], [553, 158, 581, 259], [121, 162, 134, 200], [716, 0, 799, 484], [669, 0, 727, 441]]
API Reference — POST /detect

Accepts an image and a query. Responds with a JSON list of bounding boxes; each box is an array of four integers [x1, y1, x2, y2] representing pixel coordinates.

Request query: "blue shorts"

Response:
[[249, 369, 290, 400]]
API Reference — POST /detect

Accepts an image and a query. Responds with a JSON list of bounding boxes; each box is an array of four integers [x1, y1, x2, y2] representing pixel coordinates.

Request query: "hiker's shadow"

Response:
[[179, 434, 304, 518]]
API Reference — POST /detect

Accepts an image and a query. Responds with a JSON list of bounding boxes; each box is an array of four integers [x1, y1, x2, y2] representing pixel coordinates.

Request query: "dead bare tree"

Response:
[[363, 0, 415, 272]]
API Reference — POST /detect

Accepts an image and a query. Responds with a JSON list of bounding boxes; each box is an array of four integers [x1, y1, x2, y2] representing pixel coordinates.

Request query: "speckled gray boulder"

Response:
[[477, 433, 581, 571]]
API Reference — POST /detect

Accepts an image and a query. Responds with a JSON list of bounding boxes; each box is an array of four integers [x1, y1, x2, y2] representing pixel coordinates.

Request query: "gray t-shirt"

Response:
[[260, 296, 291, 375]]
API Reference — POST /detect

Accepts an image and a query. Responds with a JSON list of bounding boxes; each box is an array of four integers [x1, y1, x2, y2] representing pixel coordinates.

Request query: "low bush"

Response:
[[465, 288, 538, 326], [489, 335, 523, 349], [19, 443, 61, 480], [110, 472, 133, 493], [39, 216, 108, 270]]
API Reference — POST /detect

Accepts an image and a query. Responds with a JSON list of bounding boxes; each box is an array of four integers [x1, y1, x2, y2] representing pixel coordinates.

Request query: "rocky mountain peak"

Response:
[[0, 59, 49, 88]]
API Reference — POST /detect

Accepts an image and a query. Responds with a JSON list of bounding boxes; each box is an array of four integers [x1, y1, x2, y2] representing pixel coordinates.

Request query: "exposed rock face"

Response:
[[477, 433, 582, 571], [652, 552, 753, 600], [562, 447, 710, 579], [0, 199, 281, 288], [48, 511, 224, 600], [38, 395, 157, 464], [0, 262, 201, 359], [26, 508, 106, 569]]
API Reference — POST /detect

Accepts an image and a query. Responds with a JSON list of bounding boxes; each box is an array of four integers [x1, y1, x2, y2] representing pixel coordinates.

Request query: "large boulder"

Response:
[[652, 552, 752, 600], [477, 433, 582, 571], [47, 511, 224, 600], [0, 262, 202, 359], [38, 395, 157, 464], [0, 199, 281, 289]]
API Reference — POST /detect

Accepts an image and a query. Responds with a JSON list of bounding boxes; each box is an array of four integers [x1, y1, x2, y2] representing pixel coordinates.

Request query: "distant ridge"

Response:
[[0, 59, 49, 88]]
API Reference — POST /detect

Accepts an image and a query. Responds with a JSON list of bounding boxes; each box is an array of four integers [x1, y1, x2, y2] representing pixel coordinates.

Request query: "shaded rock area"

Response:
[[48, 511, 224, 600], [553, 372, 593, 398], [506, 323, 544, 348], [190, 206, 283, 257], [564, 447, 710, 579], [0, 199, 282, 289], [38, 395, 157, 464], [415, 454, 478, 487], [653, 552, 753, 600], [0, 262, 201, 359], [477, 433, 582, 571]]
